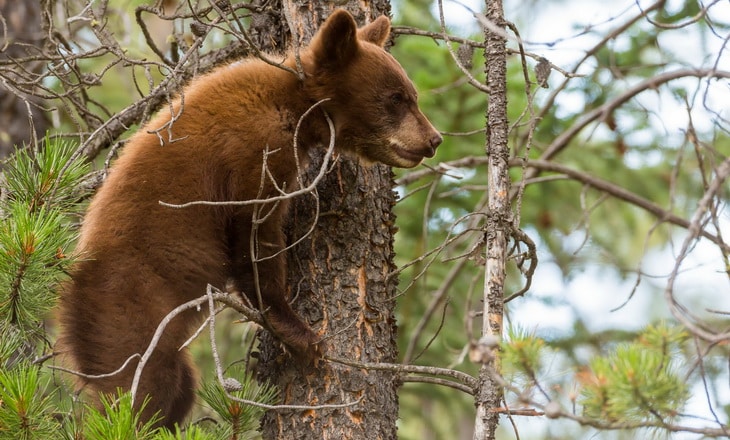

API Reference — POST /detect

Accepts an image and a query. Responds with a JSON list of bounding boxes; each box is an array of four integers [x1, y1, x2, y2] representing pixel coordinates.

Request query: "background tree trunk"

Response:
[[256, 2, 400, 440], [0, 0, 50, 158]]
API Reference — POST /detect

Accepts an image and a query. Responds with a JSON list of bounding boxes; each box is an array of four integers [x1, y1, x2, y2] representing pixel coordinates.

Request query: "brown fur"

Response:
[[56, 10, 441, 430]]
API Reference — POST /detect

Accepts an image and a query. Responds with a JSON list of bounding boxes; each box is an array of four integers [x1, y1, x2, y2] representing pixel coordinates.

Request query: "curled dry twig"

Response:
[[664, 157, 730, 343]]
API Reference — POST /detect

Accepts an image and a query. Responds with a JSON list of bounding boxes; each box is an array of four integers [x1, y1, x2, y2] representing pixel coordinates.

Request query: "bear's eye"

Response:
[[389, 92, 405, 106]]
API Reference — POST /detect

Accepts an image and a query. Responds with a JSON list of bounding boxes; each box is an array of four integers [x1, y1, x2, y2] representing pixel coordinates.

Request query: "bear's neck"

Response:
[[219, 57, 334, 153]]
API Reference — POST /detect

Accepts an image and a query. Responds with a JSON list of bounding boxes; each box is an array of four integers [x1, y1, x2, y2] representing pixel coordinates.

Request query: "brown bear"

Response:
[[57, 9, 441, 430]]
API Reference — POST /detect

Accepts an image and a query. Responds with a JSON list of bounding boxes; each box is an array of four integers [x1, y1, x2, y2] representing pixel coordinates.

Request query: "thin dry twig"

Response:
[[158, 101, 336, 210], [664, 157, 730, 343]]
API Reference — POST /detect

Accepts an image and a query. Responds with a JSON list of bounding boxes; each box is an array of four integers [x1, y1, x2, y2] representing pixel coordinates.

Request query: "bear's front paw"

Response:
[[268, 317, 326, 365], [307, 337, 327, 366], [287, 328, 326, 366]]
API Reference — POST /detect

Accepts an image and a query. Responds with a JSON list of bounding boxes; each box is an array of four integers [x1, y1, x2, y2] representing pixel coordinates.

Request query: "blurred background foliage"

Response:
[[387, 0, 729, 438]]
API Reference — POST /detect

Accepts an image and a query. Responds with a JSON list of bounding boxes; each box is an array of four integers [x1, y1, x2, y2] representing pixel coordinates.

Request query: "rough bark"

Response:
[[473, 0, 508, 439], [0, 0, 50, 158], [257, 2, 400, 439]]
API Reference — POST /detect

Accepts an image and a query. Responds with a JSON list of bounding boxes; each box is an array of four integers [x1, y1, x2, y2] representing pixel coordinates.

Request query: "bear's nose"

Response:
[[430, 133, 443, 149]]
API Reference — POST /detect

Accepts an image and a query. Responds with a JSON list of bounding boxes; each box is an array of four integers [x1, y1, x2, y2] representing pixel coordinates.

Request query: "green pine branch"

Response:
[[0, 139, 89, 439], [197, 368, 278, 439], [0, 364, 60, 440], [0, 138, 89, 351], [80, 392, 160, 440], [579, 323, 689, 423], [502, 322, 690, 427]]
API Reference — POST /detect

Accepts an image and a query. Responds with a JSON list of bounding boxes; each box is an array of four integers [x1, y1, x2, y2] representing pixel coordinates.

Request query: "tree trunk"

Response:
[[256, 2, 400, 440]]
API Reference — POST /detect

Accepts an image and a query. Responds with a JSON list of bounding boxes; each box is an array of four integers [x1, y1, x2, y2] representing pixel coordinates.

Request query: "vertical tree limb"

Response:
[[473, 0, 509, 438]]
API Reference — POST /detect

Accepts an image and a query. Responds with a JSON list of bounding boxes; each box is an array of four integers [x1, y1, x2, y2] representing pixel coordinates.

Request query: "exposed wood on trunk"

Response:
[[256, 2, 400, 439]]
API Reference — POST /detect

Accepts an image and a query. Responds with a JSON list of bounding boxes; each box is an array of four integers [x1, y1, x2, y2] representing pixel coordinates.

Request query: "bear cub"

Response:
[[57, 9, 441, 430]]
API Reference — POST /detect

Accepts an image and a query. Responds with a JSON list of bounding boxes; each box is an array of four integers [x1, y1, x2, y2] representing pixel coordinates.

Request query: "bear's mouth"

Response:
[[392, 145, 424, 163], [390, 142, 434, 164]]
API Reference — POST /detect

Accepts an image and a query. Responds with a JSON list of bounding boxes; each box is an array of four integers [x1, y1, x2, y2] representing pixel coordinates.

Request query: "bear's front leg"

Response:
[[230, 209, 324, 362]]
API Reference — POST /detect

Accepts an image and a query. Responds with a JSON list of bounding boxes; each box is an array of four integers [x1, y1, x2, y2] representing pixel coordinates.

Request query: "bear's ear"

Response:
[[357, 15, 391, 47], [310, 9, 359, 69]]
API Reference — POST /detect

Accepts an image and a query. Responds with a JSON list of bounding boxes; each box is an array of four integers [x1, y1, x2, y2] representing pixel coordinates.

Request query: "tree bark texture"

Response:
[[0, 0, 50, 158], [473, 0, 508, 439], [256, 2, 400, 440]]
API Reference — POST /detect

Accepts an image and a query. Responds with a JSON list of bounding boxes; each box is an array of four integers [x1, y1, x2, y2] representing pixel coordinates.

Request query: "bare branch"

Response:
[[398, 156, 730, 253], [327, 356, 478, 390]]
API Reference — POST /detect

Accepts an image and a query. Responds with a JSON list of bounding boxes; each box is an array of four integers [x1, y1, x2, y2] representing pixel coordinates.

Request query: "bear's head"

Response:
[[303, 10, 443, 168]]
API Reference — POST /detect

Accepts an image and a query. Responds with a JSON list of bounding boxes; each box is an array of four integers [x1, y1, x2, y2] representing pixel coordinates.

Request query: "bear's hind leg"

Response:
[[135, 349, 197, 430]]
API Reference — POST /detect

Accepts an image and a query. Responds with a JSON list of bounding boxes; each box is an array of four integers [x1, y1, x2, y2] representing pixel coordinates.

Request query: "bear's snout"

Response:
[[429, 132, 443, 150]]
